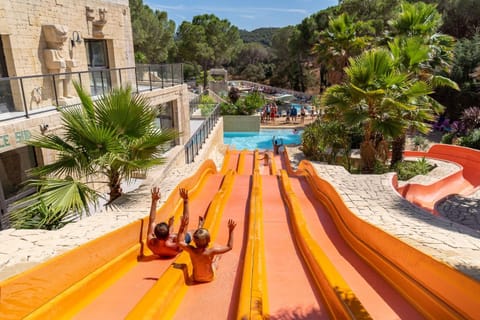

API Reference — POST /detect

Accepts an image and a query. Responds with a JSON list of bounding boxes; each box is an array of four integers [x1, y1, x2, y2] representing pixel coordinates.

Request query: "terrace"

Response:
[[0, 63, 184, 122]]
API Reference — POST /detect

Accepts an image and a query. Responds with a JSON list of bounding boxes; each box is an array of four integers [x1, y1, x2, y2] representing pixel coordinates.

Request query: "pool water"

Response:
[[224, 129, 302, 150]]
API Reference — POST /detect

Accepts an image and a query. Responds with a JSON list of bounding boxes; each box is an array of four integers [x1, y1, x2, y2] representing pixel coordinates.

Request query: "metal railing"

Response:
[[0, 63, 183, 122], [185, 104, 221, 164]]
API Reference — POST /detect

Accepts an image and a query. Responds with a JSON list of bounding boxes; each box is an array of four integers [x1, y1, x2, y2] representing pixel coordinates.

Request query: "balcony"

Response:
[[0, 63, 184, 122]]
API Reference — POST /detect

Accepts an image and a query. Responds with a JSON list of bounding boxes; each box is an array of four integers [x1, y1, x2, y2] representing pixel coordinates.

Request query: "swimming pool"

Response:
[[224, 129, 302, 150]]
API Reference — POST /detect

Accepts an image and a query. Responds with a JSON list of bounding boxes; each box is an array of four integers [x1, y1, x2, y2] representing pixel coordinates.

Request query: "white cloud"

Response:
[[239, 15, 256, 20]]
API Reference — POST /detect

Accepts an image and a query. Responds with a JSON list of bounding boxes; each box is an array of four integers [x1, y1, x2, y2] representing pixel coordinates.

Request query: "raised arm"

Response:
[[147, 187, 161, 242], [177, 188, 190, 246], [212, 219, 236, 254]]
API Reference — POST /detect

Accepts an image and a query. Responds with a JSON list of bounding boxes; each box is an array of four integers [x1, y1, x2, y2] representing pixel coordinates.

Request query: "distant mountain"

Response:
[[239, 27, 279, 47]]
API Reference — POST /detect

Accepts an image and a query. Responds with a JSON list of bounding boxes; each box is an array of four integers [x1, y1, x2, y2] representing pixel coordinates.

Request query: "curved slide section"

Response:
[[395, 144, 480, 212], [295, 159, 480, 319]]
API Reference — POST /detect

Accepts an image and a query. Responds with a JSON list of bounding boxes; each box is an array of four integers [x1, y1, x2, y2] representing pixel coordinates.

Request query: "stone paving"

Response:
[[1, 142, 479, 284]]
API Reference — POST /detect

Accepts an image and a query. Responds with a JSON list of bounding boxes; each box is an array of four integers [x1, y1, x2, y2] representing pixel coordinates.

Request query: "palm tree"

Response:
[[313, 13, 373, 85], [11, 83, 177, 229], [387, 1, 458, 166], [321, 49, 433, 172]]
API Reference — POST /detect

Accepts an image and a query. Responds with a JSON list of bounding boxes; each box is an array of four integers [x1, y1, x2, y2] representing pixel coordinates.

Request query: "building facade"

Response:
[[0, 0, 191, 228]]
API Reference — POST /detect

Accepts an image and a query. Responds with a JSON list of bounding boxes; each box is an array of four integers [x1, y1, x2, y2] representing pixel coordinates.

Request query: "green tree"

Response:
[[302, 119, 357, 169], [313, 13, 373, 85], [437, 33, 480, 118], [340, 0, 401, 35], [387, 1, 458, 166], [176, 14, 242, 89], [433, 0, 480, 39], [232, 42, 272, 82], [11, 84, 177, 229], [321, 49, 433, 172], [270, 26, 300, 89], [129, 0, 176, 63]]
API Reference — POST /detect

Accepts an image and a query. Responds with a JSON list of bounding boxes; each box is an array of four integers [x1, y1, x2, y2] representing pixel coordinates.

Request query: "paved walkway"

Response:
[[1, 129, 479, 284]]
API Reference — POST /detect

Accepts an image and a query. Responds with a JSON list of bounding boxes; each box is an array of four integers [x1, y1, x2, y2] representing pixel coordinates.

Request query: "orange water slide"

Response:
[[71, 173, 226, 319], [285, 174, 421, 318], [0, 160, 223, 319], [1, 150, 480, 319], [396, 144, 480, 212]]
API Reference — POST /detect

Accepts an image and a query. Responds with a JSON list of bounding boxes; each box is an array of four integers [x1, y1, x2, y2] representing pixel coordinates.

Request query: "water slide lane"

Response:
[[70, 173, 225, 319], [222, 149, 256, 175], [287, 174, 423, 319], [260, 174, 327, 318], [172, 175, 252, 320]]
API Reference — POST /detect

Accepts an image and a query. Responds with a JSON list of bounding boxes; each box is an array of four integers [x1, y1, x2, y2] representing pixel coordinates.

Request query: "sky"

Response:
[[144, 0, 339, 31]]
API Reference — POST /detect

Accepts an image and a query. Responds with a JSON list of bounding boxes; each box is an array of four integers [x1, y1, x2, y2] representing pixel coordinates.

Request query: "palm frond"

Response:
[[73, 82, 95, 119], [430, 75, 459, 90], [10, 177, 98, 229]]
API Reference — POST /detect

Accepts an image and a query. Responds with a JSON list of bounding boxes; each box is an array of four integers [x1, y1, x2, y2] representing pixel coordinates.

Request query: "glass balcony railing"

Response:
[[0, 63, 184, 122]]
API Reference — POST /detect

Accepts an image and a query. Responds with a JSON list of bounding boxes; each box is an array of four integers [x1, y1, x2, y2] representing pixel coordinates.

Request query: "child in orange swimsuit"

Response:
[[178, 219, 236, 282]]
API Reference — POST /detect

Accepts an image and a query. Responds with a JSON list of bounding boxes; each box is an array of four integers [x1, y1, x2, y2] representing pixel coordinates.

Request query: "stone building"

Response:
[[0, 0, 191, 228]]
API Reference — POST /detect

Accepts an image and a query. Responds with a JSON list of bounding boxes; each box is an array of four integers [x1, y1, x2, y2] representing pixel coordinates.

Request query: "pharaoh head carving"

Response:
[[43, 24, 68, 50]]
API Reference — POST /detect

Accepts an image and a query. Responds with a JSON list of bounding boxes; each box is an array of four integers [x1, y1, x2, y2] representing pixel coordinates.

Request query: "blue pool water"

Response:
[[224, 129, 302, 150]]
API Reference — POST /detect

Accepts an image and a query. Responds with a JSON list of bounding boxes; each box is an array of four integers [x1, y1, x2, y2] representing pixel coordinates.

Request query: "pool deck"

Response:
[[260, 114, 318, 129], [0, 118, 479, 285]]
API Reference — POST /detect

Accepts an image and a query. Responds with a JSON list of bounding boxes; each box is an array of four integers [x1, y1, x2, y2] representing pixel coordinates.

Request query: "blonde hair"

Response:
[[193, 228, 210, 248]]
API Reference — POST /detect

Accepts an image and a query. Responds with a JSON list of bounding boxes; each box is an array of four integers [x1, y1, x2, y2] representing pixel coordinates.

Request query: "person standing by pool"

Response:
[[290, 105, 297, 123], [271, 103, 276, 123], [300, 106, 306, 124]]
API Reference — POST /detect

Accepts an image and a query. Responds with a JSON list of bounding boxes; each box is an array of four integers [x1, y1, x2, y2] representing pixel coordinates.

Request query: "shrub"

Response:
[[441, 132, 456, 144], [412, 135, 428, 151], [198, 95, 216, 116], [393, 157, 435, 180], [220, 91, 264, 115], [458, 128, 480, 150]]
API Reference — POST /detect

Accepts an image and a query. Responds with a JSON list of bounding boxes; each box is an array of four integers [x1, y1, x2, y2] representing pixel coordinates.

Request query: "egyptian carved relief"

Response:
[[86, 7, 107, 38], [42, 24, 78, 105]]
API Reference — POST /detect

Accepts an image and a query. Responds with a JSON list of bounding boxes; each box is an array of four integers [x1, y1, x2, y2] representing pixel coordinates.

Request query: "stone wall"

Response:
[[139, 84, 191, 144], [223, 115, 260, 132], [0, 0, 134, 110]]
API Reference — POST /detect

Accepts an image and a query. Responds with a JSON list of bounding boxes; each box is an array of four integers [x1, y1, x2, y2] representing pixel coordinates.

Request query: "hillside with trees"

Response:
[[129, 0, 480, 124], [238, 27, 279, 47]]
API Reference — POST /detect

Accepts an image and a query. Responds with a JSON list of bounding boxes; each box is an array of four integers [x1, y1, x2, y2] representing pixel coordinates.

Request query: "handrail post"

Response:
[[181, 63, 184, 84], [52, 74, 60, 108], [19, 78, 29, 118], [100, 70, 105, 95], [148, 65, 152, 91], [118, 69, 123, 88], [135, 66, 139, 93], [161, 65, 164, 88]]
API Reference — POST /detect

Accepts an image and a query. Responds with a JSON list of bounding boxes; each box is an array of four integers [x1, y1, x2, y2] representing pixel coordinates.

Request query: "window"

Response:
[[156, 102, 176, 149], [0, 37, 13, 112], [85, 39, 110, 95], [0, 146, 38, 200]]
